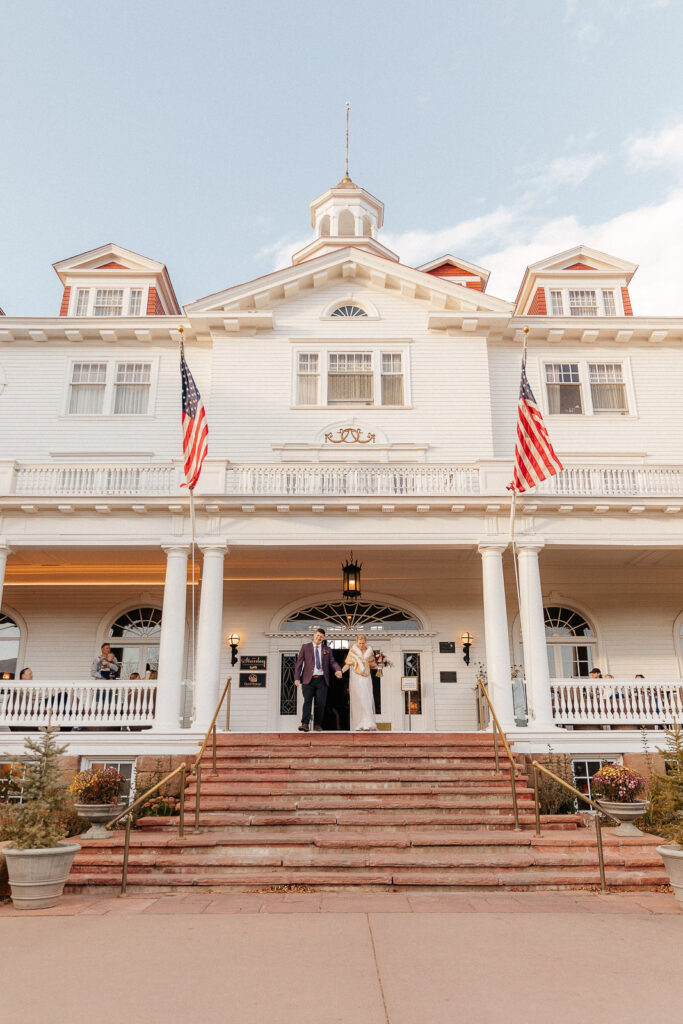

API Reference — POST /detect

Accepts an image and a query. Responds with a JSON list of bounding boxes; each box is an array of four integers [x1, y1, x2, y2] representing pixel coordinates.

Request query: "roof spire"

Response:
[[342, 101, 351, 183]]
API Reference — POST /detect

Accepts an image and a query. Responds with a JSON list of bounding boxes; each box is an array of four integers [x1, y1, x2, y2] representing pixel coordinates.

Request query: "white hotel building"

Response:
[[1, 174, 682, 787]]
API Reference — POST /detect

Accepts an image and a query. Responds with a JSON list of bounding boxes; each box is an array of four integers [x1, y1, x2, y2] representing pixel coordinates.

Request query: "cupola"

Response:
[[292, 174, 399, 264]]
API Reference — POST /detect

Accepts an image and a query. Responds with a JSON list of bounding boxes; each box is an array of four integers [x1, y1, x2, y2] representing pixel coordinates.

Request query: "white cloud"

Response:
[[528, 153, 606, 192], [627, 121, 683, 171]]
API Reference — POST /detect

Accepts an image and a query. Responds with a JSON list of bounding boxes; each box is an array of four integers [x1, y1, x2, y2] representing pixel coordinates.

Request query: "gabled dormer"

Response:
[[515, 245, 637, 317], [417, 255, 490, 292], [53, 243, 181, 318]]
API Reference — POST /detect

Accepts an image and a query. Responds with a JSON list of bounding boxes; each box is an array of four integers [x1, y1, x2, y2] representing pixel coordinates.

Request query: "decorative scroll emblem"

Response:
[[324, 427, 376, 445]]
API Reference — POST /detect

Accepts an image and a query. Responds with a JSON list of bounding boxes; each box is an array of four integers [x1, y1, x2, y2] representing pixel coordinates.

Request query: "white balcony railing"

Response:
[[539, 465, 683, 498], [7, 460, 683, 500], [0, 681, 157, 729], [225, 463, 480, 497], [551, 679, 683, 726], [14, 463, 178, 497]]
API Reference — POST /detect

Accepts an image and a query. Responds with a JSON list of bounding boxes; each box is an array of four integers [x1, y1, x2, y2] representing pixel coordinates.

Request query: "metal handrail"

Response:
[[103, 677, 232, 895], [190, 677, 232, 830], [476, 675, 520, 831], [106, 761, 188, 896], [531, 760, 622, 892]]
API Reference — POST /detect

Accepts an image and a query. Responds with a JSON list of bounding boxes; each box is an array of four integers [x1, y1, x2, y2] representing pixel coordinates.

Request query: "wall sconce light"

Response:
[[228, 633, 240, 666], [460, 632, 474, 666]]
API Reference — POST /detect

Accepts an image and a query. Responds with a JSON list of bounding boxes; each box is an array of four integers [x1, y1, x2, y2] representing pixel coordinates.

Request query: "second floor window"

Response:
[[545, 363, 583, 414], [328, 352, 373, 404], [589, 363, 628, 413], [544, 360, 631, 416], [295, 349, 407, 407], [68, 360, 153, 415]]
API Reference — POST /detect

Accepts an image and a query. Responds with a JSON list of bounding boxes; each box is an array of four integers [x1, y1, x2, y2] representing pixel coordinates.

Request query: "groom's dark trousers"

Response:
[[301, 677, 327, 729]]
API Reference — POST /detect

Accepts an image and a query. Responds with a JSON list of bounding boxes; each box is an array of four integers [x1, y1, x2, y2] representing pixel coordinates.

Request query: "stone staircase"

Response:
[[67, 733, 668, 892]]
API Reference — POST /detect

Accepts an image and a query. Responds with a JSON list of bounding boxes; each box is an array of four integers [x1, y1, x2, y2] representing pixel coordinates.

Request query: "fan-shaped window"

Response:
[[282, 600, 421, 633], [108, 606, 162, 678], [544, 606, 595, 678], [0, 613, 20, 679], [330, 304, 368, 318], [338, 210, 355, 236]]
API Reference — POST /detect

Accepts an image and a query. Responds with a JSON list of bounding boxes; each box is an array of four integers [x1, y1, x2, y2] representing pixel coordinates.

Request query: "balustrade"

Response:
[[226, 463, 480, 497], [0, 681, 157, 729], [15, 464, 177, 496], [550, 679, 683, 726]]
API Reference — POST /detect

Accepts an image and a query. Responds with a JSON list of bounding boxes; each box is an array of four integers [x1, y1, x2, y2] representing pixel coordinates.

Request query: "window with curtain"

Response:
[[545, 363, 583, 414], [296, 354, 321, 405], [549, 290, 564, 316], [602, 290, 616, 316], [328, 352, 373, 404], [93, 289, 124, 316], [568, 289, 598, 316], [127, 290, 143, 316], [297, 353, 319, 404], [75, 289, 90, 316], [589, 363, 628, 413], [381, 353, 404, 405], [114, 362, 151, 414], [69, 362, 107, 414]]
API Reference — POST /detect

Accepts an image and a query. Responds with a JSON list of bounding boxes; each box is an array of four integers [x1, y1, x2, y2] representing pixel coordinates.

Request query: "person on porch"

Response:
[[294, 628, 342, 732]]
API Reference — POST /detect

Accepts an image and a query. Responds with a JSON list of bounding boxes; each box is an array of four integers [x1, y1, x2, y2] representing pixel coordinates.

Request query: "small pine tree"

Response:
[[643, 722, 683, 845], [2, 726, 70, 849]]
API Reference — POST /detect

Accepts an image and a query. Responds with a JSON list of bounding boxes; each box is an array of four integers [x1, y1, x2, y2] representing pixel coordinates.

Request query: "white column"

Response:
[[478, 542, 515, 730], [517, 541, 556, 729], [154, 542, 190, 731], [0, 538, 11, 612], [194, 541, 228, 732]]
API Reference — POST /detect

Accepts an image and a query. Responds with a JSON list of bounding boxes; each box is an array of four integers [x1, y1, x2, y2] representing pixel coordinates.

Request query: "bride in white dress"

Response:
[[343, 633, 378, 732]]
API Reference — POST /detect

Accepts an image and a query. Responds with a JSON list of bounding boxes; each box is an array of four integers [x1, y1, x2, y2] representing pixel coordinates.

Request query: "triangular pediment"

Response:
[[53, 243, 168, 277], [185, 247, 513, 316], [526, 245, 638, 278]]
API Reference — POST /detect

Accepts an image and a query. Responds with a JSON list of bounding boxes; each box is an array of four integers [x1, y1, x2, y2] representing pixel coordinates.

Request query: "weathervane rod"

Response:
[[345, 101, 350, 178]]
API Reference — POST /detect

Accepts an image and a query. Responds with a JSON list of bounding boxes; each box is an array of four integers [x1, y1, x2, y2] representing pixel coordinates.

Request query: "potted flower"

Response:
[[69, 766, 127, 838], [1, 726, 81, 910], [590, 763, 648, 836]]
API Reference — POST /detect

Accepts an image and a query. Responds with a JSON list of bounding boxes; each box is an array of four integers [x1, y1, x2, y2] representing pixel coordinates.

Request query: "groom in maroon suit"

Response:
[[294, 628, 343, 732]]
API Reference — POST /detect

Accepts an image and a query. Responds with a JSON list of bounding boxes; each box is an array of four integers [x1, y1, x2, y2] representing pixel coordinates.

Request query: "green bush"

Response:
[[0, 728, 70, 849], [642, 723, 683, 845]]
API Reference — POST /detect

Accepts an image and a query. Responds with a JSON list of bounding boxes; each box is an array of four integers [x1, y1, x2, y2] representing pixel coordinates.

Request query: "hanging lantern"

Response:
[[342, 552, 362, 601]]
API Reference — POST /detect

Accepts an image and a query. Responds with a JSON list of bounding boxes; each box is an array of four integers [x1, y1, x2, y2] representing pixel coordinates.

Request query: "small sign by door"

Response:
[[401, 676, 419, 692]]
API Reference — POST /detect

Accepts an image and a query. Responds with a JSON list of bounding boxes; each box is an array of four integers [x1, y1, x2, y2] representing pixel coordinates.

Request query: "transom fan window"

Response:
[[544, 606, 595, 678], [282, 600, 421, 633], [330, 305, 368, 318], [108, 606, 162, 678]]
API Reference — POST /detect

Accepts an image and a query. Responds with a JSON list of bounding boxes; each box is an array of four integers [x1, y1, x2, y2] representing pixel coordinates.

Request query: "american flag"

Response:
[[508, 355, 563, 493], [180, 342, 208, 490]]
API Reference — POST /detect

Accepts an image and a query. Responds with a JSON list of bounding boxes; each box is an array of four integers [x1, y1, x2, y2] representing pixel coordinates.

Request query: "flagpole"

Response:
[[178, 324, 198, 697], [509, 326, 530, 675]]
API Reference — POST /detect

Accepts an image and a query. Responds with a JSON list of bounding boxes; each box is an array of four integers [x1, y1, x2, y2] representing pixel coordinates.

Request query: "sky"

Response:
[[2, 0, 683, 315]]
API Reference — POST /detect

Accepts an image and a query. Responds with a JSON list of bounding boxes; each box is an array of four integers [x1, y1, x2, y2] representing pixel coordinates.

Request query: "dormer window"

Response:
[[71, 287, 148, 317], [546, 288, 619, 317], [330, 304, 368, 318]]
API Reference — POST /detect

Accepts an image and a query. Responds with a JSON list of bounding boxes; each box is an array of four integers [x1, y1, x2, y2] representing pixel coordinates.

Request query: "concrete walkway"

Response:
[[1, 892, 681, 1024]]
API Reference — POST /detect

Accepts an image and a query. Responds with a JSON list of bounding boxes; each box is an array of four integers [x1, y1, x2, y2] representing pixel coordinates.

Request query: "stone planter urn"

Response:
[[596, 799, 649, 837], [3, 843, 81, 910], [74, 802, 125, 839], [656, 844, 683, 909]]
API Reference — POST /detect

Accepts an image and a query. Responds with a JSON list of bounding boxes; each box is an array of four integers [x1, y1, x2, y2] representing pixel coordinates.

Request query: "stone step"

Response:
[[182, 793, 534, 811], [189, 769, 522, 782], [136, 810, 580, 831], [197, 757, 515, 770], [210, 733, 499, 746], [186, 781, 530, 796]]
